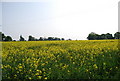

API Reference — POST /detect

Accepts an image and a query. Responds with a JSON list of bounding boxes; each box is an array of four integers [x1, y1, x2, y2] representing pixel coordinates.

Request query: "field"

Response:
[[1, 40, 120, 79]]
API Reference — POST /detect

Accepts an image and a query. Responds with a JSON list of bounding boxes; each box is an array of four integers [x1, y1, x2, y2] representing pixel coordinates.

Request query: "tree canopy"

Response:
[[19, 35, 25, 41], [114, 32, 120, 39], [0, 32, 12, 41], [87, 32, 116, 40]]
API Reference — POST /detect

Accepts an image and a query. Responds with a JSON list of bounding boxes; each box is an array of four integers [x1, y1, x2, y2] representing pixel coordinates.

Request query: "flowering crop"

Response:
[[1, 40, 120, 79]]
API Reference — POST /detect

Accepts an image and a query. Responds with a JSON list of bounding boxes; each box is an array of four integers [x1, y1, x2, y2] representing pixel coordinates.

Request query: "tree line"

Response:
[[0, 32, 120, 41], [27, 35, 65, 41], [0, 32, 65, 41], [87, 32, 120, 40]]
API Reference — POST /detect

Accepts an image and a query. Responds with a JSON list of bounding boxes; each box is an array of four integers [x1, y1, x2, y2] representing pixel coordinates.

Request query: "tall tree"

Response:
[[61, 38, 65, 40], [39, 37, 44, 41], [28, 35, 35, 41], [87, 32, 97, 40], [4, 36, 12, 41], [28, 36, 32, 41], [100, 34, 107, 39], [2, 33, 6, 41], [54, 37, 60, 40], [0, 32, 6, 41], [19, 35, 25, 41], [48, 37, 54, 40], [105, 33, 114, 39], [114, 32, 120, 39]]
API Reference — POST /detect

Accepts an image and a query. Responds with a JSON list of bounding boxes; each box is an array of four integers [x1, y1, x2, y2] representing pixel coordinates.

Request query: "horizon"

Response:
[[0, 0, 119, 40], [1, 31, 119, 41]]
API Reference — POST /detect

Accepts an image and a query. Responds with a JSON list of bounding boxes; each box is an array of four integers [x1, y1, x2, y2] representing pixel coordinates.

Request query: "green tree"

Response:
[[61, 38, 65, 40], [48, 37, 54, 40], [100, 34, 107, 39], [87, 32, 97, 40], [4, 36, 12, 41], [68, 38, 72, 40], [105, 33, 114, 39], [54, 37, 60, 40], [19, 35, 25, 41], [0, 32, 6, 41], [28, 35, 35, 41], [114, 32, 120, 39], [39, 37, 44, 41]]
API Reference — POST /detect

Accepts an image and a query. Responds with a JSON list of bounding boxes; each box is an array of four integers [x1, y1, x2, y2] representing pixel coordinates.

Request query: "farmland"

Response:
[[1, 40, 120, 79]]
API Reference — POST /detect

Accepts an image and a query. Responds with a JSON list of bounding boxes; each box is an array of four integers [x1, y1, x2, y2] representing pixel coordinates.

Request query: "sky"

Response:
[[0, 2, 2, 31], [0, 0, 119, 40]]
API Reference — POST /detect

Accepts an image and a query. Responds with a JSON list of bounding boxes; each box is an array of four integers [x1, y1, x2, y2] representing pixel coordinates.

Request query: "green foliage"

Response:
[[0, 32, 12, 41], [0, 32, 6, 41], [87, 32, 114, 40], [28, 35, 35, 41], [4, 36, 12, 41], [39, 37, 44, 41], [20, 35, 25, 41], [114, 32, 120, 39]]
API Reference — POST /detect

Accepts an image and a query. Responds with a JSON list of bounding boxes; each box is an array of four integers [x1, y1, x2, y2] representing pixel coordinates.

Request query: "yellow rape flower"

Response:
[[18, 65, 23, 69], [44, 77, 47, 79], [93, 64, 98, 69]]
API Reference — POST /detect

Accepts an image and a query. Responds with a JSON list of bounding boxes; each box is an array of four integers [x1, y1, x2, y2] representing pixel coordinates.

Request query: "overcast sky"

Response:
[[0, 0, 119, 40]]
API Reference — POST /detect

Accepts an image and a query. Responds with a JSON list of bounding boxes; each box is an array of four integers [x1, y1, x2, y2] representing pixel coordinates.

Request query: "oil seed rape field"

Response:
[[1, 40, 120, 79]]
